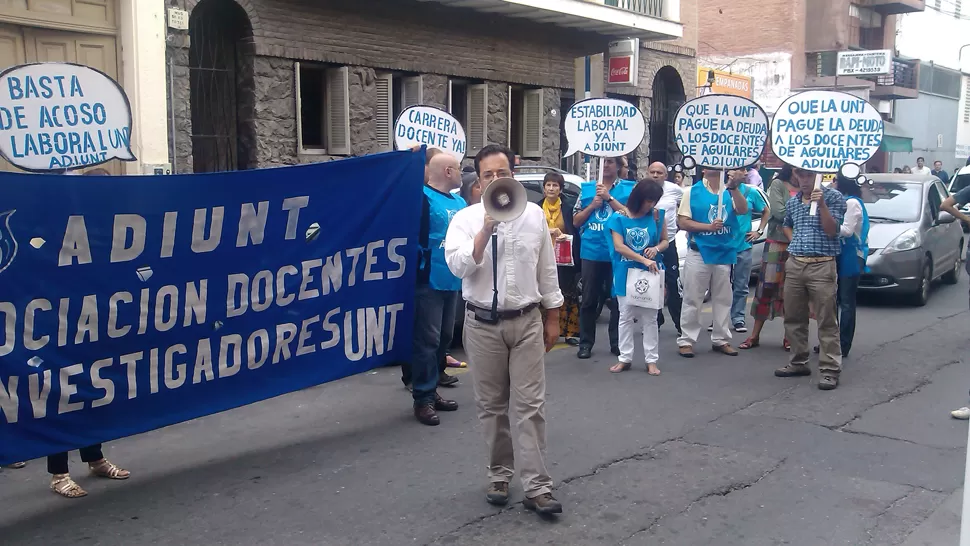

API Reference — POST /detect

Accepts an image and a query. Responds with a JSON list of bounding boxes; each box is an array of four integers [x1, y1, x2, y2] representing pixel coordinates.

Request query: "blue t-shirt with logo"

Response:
[[575, 179, 637, 262], [736, 185, 767, 252], [606, 210, 665, 297]]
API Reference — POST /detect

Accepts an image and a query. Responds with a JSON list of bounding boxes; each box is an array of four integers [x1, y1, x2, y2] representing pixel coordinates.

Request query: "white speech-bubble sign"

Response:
[[563, 98, 645, 158], [673, 94, 768, 170], [770, 90, 884, 173], [394, 105, 467, 162], [0, 62, 135, 172]]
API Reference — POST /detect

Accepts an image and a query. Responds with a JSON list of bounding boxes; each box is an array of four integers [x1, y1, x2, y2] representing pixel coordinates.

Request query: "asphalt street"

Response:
[[2, 276, 969, 546]]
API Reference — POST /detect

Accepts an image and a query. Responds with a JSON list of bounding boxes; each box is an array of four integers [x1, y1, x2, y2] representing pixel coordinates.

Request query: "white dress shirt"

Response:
[[445, 202, 564, 312], [912, 166, 932, 176], [657, 181, 683, 242], [840, 198, 863, 238]]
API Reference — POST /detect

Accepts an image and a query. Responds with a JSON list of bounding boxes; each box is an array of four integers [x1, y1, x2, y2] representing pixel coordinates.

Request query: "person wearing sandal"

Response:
[[48, 445, 129, 498], [676, 168, 748, 358], [775, 167, 847, 390], [607, 180, 667, 376], [740, 167, 798, 351]]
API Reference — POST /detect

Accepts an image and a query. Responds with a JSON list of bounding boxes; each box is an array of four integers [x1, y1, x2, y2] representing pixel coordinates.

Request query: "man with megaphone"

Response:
[[444, 144, 565, 516]]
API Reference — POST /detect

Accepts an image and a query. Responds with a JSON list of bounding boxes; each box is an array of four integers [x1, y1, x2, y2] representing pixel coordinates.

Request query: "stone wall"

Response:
[[166, 33, 193, 174]]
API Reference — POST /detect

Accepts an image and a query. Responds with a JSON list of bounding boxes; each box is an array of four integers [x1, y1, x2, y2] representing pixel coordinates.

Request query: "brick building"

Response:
[[698, 0, 923, 114], [697, 0, 924, 170], [165, 0, 697, 176]]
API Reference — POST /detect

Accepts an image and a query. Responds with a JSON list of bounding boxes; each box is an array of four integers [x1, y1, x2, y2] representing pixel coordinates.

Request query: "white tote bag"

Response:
[[625, 267, 665, 310]]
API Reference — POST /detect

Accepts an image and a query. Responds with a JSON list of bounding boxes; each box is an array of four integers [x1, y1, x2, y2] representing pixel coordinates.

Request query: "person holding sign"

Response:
[[572, 157, 634, 359], [775, 168, 847, 390], [676, 169, 748, 358], [607, 181, 667, 376], [410, 152, 465, 426], [444, 145, 564, 516]]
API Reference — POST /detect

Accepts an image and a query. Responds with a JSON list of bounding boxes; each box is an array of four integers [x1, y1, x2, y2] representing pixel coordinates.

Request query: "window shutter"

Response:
[[376, 73, 393, 150], [467, 83, 487, 156], [326, 66, 350, 155], [402, 75, 423, 108], [295, 61, 305, 151], [522, 89, 543, 159]]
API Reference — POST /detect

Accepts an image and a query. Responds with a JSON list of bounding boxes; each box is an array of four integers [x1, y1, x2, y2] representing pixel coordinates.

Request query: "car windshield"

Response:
[[861, 182, 922, 223]]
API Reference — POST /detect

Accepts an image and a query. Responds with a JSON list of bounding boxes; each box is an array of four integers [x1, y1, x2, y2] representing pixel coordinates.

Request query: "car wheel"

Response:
[[912, 261, 932, 307], [942, 244, 963, 285]]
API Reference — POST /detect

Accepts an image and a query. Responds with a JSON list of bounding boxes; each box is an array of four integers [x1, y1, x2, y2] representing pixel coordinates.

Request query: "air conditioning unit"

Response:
[[876, 100, 892, 115]]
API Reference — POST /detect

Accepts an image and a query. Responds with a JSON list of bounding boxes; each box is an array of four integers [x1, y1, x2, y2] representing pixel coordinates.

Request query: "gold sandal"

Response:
[[89, 459, 130, 480], [50, 474, 87, 498]]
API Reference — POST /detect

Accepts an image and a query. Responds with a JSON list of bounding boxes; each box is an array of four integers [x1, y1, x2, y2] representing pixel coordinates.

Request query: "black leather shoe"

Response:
[[438, 372, 459, 388], [434, 394, 458, 412], [414, 403, 440, 426], [577, 346, 592, 359], [524, 493, 563, 515]]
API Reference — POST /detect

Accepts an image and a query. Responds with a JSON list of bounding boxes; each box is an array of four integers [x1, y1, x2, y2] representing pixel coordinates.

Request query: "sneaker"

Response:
[[775, 364, 812, 377], [818, 374, 839, 390], [485, 482, 509, 505], [523, 493, 563, 515], [951, 407, 970, 420], [734, 322, 748, 333]]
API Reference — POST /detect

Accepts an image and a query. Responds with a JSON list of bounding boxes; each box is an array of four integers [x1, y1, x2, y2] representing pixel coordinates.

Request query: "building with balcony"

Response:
[[697, 0, 923, 170], [165, 0, 696, 176], [698, 0, 923, 114]]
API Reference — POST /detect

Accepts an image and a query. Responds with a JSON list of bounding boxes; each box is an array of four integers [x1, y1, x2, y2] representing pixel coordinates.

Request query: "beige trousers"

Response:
[[463, 307, 553, 498], [783, 257, 842, 375]]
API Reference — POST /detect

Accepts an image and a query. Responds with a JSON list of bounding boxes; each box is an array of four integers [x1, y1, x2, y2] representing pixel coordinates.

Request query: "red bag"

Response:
[[554, 235, 575, 267]]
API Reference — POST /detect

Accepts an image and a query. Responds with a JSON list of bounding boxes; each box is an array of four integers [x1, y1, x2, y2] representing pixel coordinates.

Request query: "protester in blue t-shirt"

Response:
[[410, 152, 466, 426], [571, 157, 636, 360], [729, 179, 769, 333], [606, 181, 667, 376]]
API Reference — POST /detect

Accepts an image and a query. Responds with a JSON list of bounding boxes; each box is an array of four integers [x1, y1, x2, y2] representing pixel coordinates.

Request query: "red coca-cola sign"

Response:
[[608, 56, 633, 85]]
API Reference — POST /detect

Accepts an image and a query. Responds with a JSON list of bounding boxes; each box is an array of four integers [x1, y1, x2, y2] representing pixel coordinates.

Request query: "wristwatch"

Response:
[[605, 195, 615, 204]]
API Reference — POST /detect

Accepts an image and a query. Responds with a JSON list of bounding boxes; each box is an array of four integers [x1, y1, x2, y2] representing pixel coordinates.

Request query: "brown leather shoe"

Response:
[[713, 344, 739, 356], [524, 493, 563, 515], [485, 482, 509, 505], [678, 345, 695, 358], [434, 394, 458, 412], [414, 403, 439, 426]]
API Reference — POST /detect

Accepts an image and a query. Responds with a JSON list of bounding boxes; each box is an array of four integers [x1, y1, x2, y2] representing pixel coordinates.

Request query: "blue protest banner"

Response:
[[0, 150, 423, 465]]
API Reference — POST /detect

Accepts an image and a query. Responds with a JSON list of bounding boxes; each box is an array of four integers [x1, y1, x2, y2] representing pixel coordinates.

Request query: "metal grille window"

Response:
[[964, 78, 970, 123], [920, 64, 961, 99]]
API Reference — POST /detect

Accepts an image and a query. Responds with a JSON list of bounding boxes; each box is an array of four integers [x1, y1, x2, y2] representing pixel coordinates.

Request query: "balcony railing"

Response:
[[875, 59, 918, 89], [603, 0, 666, 18]]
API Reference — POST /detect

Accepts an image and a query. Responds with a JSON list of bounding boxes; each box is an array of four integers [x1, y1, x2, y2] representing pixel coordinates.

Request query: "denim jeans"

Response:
[[579, 259, 619, 350], [838, 274, 860, 358], [410, 285, 458, 406], [731, 248, 753, 327]]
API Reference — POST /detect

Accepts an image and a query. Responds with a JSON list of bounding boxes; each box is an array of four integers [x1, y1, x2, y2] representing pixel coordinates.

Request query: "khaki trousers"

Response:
[[783, 257, 842, 375], [463, 307, 553, 498]]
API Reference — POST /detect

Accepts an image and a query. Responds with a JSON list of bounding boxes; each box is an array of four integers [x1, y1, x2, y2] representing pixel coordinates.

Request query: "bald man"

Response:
[[648, 162, 685, 334], [409, 151, 466, 426]]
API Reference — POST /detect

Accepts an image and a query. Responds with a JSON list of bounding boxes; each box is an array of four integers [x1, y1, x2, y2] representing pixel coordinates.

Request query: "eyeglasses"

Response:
[[480, 169, 512, 183]]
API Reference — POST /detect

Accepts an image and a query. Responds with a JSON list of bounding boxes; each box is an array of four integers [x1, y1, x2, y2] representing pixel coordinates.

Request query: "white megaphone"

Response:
[[482, 176, 527, 223]]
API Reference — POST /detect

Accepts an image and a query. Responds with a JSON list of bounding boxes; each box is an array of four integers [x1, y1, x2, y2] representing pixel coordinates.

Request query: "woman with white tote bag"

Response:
[[606, 181, 668, 376]]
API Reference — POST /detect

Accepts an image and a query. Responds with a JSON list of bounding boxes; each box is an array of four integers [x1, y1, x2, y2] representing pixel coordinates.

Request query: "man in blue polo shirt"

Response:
[[572, 157, 635, 359], [410, 152, 465, 426]]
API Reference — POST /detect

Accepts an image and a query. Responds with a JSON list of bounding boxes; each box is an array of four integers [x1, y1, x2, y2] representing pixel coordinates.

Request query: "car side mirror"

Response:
[[937, 211, 957, 224]]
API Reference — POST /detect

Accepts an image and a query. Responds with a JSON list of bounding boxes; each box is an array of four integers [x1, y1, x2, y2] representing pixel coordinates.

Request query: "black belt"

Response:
[[467, 302, 539, 321]]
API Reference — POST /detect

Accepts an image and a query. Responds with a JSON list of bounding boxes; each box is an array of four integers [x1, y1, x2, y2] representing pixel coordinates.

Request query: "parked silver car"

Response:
[[860, 175, 964, 306]]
